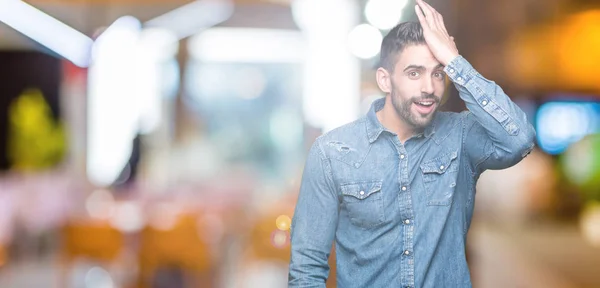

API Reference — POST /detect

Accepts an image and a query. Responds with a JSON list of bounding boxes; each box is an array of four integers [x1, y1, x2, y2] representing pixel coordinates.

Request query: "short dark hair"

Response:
[[379, 22, 426, 73]]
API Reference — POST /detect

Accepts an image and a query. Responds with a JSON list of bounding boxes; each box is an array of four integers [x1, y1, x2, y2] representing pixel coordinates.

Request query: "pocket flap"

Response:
[[341, 181, 382, 200], [420, 150, 458, 174]]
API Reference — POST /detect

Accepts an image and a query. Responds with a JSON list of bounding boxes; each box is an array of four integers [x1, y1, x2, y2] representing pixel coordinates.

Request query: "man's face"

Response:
[[387, 44, 446, 130]]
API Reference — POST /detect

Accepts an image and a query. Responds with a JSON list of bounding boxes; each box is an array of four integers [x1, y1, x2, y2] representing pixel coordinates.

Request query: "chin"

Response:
[[408, 122, 429, 131], [411, 115, 435, 129]]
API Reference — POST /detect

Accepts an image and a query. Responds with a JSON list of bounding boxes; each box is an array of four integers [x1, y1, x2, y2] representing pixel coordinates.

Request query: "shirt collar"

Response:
[[365, 97, 436, 143]]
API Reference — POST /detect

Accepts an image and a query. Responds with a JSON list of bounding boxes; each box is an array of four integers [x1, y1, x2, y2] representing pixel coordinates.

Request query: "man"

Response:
[[288, 0, 536, 287]]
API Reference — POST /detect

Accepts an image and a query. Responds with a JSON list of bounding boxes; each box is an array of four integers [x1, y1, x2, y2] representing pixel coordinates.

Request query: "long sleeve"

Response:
[[288, 138, 338, 288], [444, 55, 536, 174]]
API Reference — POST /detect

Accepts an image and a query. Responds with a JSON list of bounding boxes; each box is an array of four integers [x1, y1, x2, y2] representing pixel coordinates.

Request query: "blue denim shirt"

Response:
[[288, 56, 536, 288]]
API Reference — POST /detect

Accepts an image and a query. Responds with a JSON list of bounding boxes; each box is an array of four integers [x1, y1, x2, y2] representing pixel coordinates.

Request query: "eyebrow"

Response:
[[403, 63, 444, 72]]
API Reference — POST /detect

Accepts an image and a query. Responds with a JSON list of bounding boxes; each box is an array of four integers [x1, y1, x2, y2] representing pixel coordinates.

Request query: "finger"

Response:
[[416, 0, 436, 30], [417, 0, 436, 29], [420, 0, 439, 16], [420, 0, 447, 35], [414, 4, 429, 30]]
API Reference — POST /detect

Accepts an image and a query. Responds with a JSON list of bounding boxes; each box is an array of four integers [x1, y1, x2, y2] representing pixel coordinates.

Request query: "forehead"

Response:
[[394, 44, 441, 71]]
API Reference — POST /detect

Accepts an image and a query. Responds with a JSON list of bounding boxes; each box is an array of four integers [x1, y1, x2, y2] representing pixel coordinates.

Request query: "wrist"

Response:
[[442, 53, 460, 67]]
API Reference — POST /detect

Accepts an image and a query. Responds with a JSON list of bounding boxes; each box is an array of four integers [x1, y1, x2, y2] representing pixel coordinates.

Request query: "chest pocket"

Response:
[[340, 181, 384, 228], [420, 150, 459, 206]]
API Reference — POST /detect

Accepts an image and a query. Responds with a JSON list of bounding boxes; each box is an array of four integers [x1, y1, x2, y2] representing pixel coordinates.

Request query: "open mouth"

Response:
[[413, 100, 436, 114]]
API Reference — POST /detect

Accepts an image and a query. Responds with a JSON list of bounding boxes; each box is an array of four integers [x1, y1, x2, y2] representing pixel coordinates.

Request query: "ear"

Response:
[[376, 67, 392, 94]]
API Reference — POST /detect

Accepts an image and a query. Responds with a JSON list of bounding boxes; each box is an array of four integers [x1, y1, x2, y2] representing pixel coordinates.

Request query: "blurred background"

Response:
[[0, 0, 599, 287]]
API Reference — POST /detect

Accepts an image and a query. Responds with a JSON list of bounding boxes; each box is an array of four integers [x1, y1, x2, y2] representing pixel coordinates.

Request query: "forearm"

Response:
[[289, 203, 336, 288], [288, 139, 338, 287], [288, 244, 331, 288], [444, 56, 536, 160]]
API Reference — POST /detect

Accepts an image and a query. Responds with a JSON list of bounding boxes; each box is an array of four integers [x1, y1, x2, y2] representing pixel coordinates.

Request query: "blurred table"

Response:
[[468, 220, 600, 288]]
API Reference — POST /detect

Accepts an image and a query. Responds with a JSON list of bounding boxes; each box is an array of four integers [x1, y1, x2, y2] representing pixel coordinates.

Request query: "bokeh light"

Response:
[[580, 201, 600, 248], [365, 0, 408, 30], [561, 134, 600, 201], [270, 230, 290, 249], [84, 266, 114, 288], [348, 24, 382, 59], [109, 201, 144, 233], [536, 101, 600, 154], [275, 215, 291, 231], [85, 189, 115, 220]]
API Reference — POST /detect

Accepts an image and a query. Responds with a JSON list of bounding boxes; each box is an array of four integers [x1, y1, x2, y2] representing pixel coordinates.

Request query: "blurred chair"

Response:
[[247, 224, 337, 288], [137, 213, 214, 288], [243, 201, 337, 288], [248, 214, 291, 263], [60, 221, 125, 287]]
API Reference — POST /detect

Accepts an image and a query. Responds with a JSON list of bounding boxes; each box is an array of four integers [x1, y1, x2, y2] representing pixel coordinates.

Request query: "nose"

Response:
[[420, 75, 435, 95]]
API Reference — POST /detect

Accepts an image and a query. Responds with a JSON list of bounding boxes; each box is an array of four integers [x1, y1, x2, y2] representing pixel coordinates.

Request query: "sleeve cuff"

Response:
[[443, 55, 477, 86]]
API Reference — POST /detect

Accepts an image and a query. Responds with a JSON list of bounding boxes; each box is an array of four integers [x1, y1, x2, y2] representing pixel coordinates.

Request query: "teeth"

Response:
[[417, 101, 433, 106]]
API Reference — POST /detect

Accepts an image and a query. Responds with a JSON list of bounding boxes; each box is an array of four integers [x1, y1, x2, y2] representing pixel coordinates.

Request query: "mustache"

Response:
[[411, 94, 440, 103]]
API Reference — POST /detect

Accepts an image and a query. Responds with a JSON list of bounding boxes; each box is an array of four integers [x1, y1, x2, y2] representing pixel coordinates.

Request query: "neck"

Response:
[[376, 96, 418, 143]]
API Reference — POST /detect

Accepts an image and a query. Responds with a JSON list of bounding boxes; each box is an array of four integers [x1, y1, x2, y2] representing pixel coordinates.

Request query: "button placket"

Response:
[[396, 143, 415, 287]]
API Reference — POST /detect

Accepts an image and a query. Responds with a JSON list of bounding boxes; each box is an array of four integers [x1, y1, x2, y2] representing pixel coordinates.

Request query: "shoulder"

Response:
[[313, 117, 370, 166]]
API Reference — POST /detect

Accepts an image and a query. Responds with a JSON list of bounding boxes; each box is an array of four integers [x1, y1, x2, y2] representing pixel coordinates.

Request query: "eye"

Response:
[[433, 71, 446, 79], [408, 71, 420, 78]]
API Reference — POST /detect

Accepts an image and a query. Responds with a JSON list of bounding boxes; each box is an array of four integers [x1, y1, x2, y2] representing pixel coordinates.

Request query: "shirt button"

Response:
[[449, 68, 454, 73], [508, 123, 517, 132], [404, 219, 410, 224], [482, 100, 488, 105], [401, 186, 407, 191], [440, 165, 444, 170], [404, 250, 410, 255], [359, 190, 365, 195], [400, 154, 405, 159], [457, 76, 463, 81]]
